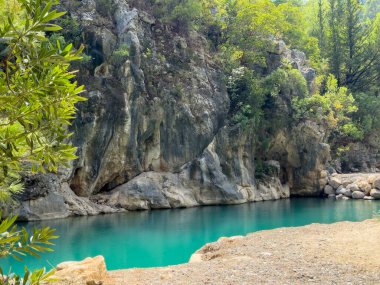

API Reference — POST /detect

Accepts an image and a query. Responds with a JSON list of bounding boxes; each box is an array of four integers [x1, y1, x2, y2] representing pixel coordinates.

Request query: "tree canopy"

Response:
[[0, 0, 85, 202]]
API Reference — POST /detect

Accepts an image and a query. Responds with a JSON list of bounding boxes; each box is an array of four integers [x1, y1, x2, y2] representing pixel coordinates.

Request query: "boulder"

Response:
[[336, 194, 350, 200], [336, 187, 351, 197], [357, 180, 371, 195], [352, 191, 365, 199], [363, 196, 375, 200], [370, 189, 380, 199], [53, 256, 107, 285], [373, 178, 380, 190], [324, 185, 335, 195], [329, 177, 342, 189], [346, 183, 359, 193]]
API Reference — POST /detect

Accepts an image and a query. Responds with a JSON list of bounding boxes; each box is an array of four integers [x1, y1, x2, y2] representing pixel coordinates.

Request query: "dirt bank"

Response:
[[106, 219, 380, 284]]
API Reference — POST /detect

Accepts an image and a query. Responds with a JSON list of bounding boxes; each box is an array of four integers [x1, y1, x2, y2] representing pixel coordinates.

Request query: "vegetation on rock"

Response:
[[154, 0, 379, 159]]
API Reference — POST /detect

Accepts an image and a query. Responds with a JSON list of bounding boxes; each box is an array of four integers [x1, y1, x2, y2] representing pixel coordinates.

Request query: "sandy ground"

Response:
[[106, 219, 380, 285]]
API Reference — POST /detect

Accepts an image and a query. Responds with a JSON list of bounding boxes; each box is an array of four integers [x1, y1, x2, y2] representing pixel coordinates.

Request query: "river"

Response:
[[2, 198, 379, 274]]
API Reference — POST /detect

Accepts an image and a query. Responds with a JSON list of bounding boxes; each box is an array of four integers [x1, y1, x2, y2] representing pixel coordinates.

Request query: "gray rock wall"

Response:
[[6, 0, 331, 220]]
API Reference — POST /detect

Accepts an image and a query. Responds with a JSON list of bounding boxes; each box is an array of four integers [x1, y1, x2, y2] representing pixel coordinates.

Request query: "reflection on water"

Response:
[[1, 198, 379, 274]]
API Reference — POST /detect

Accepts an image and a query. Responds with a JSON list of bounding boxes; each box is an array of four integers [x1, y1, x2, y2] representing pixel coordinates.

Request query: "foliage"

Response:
[[96, 0, 116, 18], [53, 15, 82, 48], [0, 0, 82, 283], [292, 74, 360, 139], [0, 0, 86, 201], [152, 0, 206, 31], [206, 0, 320, 69], [109, 44, 130, 66], [0, 213, 57, 284]]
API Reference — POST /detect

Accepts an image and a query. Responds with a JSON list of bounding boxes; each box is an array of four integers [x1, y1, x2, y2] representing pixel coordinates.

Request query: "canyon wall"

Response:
[[10, 0, 330, 220]]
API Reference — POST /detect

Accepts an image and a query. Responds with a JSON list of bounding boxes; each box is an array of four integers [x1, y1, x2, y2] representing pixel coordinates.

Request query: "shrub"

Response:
[[0, 214, 57, 284]]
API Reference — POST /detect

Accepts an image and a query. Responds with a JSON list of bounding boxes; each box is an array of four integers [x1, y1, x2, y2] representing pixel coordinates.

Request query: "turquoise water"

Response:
[[2, 198, 380, 274]]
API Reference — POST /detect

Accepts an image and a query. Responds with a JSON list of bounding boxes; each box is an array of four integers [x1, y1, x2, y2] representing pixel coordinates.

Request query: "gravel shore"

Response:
[[106, 219, 380, 284]]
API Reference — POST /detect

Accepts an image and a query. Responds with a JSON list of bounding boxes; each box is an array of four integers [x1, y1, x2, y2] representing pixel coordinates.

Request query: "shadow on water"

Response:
[[1, 198, 379, 274]]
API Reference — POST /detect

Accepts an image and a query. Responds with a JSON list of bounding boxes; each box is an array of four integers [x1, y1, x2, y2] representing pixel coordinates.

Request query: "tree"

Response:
[[292, 74, 360, 140], [0, 213, 57, 284], [152, 0, 206, 31], [0, 0, 85, 202], [0, 0, 84, 282]]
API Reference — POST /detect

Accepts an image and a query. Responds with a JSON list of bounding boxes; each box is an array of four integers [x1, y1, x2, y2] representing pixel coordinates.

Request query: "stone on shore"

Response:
[[324, 185, 335, 195], [364, 196, 375, 200], [53, 256, 107, 285], [336, 187, 351, 197], [346, 183, 359, 192], [370, 189, 380, 199], [357, 180, 372, 195], [373, 178, 380, 190], [336, 194, 350, 200], [352, 191, 365, 199], [329, 177, 342, 189]]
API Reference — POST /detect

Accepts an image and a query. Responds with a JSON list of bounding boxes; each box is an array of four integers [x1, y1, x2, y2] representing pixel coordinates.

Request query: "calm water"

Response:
[[2, 198, 380, 274]]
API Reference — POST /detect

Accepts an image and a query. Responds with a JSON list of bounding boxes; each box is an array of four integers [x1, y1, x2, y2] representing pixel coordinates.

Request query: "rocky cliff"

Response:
[[9, 0, 331, 220]]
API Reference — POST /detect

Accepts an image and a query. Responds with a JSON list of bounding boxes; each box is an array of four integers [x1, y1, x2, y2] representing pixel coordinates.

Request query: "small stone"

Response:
[[370, 189, 380, 199], [328, 194, 336, 198], [335, 194, 344, 200], [324, 185, 335, 195], [335, 185, 343, 194], [363, 196, 375, 200], [346, 183, 359, 192], [352, 191, 365, 199], [329, 177, 342, 189]]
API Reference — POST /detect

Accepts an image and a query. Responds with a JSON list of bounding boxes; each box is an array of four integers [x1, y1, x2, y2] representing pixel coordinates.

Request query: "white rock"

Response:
[[336, 187, 351, 197], [329, 177, 342, 189], [373, 179, 380, 190], [346, 183, 359, 192], [324, 185, 335, 195], [352, 191, 365, 199], [370, 189, 380, 199], [357, 180, 371, 195], [363, 196, 375, 200]]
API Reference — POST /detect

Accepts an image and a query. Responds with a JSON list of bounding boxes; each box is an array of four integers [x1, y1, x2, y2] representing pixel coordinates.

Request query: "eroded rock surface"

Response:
[[6, 0, 333, 219]]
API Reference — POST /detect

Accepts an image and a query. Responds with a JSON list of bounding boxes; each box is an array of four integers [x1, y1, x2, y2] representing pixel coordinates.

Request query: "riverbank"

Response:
[[53, 219, 380, 284]]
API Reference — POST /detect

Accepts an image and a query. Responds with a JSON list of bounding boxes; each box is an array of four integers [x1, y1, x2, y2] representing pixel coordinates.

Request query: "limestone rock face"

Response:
[[68, 0, 229, 197], [267, 122, 330, 196], [6, 1, 332, 219], [331, 132, 380, 173], [53, 256, 107, 285], [99, 130, 290, 210]]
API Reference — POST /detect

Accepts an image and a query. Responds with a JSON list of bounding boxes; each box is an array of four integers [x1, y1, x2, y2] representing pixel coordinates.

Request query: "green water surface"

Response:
[[2, 198, 380, 274]]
